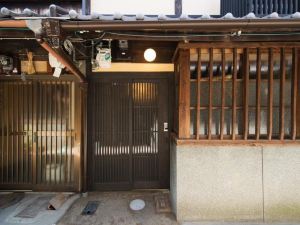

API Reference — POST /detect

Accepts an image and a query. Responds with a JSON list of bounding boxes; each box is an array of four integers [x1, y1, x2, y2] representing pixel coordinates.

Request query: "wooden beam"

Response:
[[0, 20, 27, 28], [232, 48, 237, 140], [280, 48, 286, 140], [178, 49, 191, 139], [220, 48, 226, 140], [208, 48, 213, 140], [178, 42, 300, 49], [291, 48, 298, 140], [38, 40, 86, 83], [243, 48, 249, 140], [196, 49, 201, 140], [268, 48, 274, 140], [297, 49, 300, 138], [256, 48, 262, 140]]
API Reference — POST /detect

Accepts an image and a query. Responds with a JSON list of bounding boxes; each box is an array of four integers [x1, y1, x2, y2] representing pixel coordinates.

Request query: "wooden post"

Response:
[[196, 49, 201, 140], [296, 49, 300, 137], [268, 48, 274, 140], [291, 48, 298, 140], [220, 48, 226, 140], [280, 48, 286, 140], [256, 48, 261, 140], [178, 49, 191, 139], [208, 48, 213, 140], [243, 48, 249, 140], [232, 48, 237, 140]]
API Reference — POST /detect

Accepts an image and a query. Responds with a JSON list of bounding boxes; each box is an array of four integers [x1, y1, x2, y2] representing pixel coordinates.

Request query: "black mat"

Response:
[[15, 196, 52, 218], [81, 201, 100, 215], [0, 193, 24, 209]]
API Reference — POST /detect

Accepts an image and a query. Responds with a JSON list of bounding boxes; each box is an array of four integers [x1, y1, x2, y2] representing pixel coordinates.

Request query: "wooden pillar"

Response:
[[178, 49, 191, 139], [291, 48, 298, 140], [80, 82, 88, 192], [296, 49, 300, 137], [74, 81, 88, 192]]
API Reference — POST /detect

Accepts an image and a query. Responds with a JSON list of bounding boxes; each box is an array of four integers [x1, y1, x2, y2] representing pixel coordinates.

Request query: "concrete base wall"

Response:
[[170, 143, 300, 223]]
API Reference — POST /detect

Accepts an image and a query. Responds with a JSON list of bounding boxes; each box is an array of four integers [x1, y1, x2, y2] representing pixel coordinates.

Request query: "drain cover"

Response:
[[81, 201, 100, 215], [154, 193, 171, 213], [129, 199, 145, 211]]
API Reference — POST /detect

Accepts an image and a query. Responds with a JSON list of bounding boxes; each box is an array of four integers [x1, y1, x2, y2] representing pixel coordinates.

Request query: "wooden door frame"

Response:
[[86, 72, 174, 191]]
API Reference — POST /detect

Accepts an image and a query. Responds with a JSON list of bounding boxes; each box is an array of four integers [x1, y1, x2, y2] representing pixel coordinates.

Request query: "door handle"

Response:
[[9, 131, 27, 136], [164, 122, 168, 132]]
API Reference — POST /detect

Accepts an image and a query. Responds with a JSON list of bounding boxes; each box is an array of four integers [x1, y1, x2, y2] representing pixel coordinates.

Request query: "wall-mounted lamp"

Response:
[[144, 48, 156, 62]]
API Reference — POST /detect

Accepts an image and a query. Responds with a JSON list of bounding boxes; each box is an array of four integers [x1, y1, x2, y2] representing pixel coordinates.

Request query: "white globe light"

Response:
[[144, 48, 156, 62]]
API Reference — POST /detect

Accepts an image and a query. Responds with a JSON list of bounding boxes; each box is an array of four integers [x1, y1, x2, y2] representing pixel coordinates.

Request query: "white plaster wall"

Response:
[[91, 0, 174, 15], [263, 145, 300, 222], [171, 143, 300, 222], [173, 145, 263, 222], [91, 0, 221, 15], [182, 0, 221, 15]]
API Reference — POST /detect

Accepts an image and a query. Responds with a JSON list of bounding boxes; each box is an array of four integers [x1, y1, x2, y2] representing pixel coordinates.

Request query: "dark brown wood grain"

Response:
[[196, 49, 201, 140], [291, 48, 298, 140], [220, 48, 226, 140], [268, 48, 274, 140], [178, 49, 191, 139], [256, 48, 262, 140], [243, 48, 249, 140], [232, 48, 237, 140], [280, 48, 286, 140]]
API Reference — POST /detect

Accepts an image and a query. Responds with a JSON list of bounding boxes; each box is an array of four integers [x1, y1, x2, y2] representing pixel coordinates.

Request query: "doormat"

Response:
[[81, 201, 100, 215], [0, 193, 24, 209], [15, 196, 52, 218], [154, 193, 171, 213]]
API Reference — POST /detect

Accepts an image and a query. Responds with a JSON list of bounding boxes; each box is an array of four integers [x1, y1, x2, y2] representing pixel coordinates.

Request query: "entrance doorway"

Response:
[[88, 74, 171, 190]]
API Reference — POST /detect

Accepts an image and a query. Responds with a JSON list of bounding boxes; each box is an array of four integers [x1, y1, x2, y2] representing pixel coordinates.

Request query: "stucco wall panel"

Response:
[[263, 145, 300, 222], [175, 145, 263, 222]]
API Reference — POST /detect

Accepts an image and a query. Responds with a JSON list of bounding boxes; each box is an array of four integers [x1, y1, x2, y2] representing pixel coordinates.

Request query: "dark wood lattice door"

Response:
[[0, 79, 78, 191], [89, 76, 170, 190]]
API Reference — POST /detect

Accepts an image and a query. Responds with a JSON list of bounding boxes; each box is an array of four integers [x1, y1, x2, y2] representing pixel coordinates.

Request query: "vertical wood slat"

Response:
[[268, 48, 274, 140], [196, 49, 201, 140], [243, 48, 249, 140], [291, 48, 298, 140], [208, 48, 213, 140], [220, 48, 226, 140], [280, 48, 286, 140], [296, 49, 300, 137], [1, 82, 3, 183], [232, 48, 237, 140], [256, 48, 262, 140], [178, 49, 191, 139]]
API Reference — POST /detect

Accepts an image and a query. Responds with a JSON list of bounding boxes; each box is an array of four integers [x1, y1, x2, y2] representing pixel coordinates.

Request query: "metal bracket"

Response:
[[42, 19, 62, 49]]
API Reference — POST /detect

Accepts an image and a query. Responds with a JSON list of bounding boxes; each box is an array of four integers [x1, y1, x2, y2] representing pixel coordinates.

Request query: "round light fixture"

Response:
[[144, 48, 156, 62]]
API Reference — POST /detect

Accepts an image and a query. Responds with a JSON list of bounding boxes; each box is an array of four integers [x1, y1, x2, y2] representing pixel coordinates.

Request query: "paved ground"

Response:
[[0, 192, 79, 225], [57, 191, 178, 225], [183, 223, 300, 225]]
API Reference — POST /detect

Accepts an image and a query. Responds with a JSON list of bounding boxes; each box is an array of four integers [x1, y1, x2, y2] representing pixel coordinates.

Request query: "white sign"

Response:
[[96, 48, 112, 69], [91, 0, 175, 15]]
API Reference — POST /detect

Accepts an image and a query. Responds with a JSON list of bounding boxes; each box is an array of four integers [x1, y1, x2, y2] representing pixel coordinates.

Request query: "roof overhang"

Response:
[[60, 18, 300, 33]]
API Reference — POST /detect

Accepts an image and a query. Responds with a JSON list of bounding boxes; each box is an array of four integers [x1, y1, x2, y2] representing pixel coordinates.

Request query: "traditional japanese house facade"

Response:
[[1, 0, 300, 223]]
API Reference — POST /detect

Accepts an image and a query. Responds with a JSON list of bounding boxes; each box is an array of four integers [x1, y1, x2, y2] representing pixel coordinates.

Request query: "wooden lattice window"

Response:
[[176, 45, 300, 141]]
